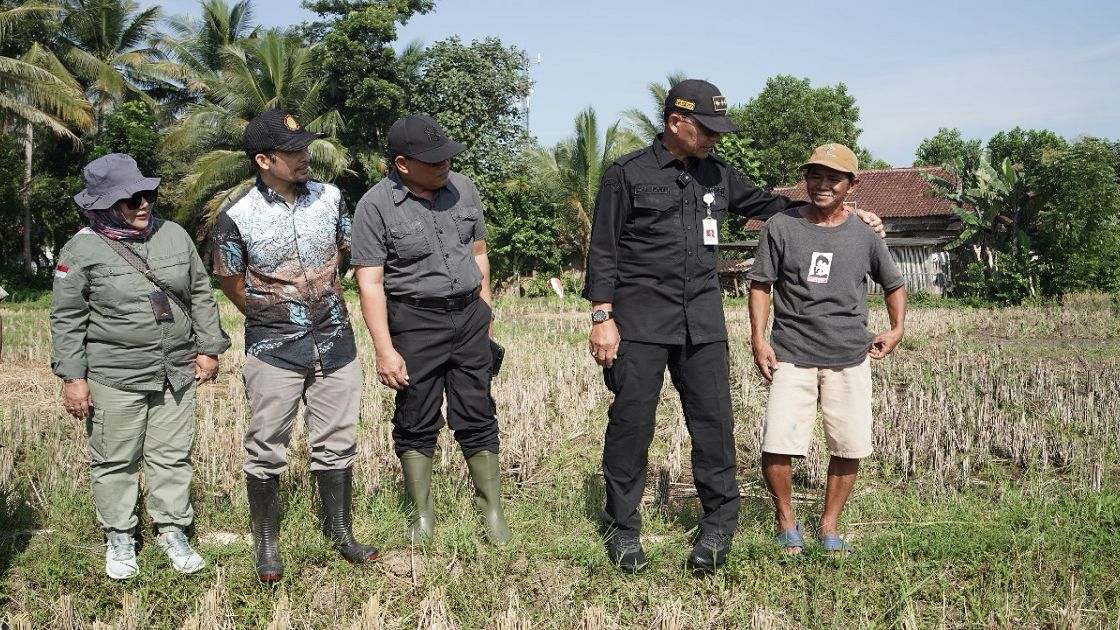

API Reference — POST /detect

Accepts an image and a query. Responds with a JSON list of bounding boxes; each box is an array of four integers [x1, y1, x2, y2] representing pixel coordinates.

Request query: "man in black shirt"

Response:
[[584, 79, 881, 573]]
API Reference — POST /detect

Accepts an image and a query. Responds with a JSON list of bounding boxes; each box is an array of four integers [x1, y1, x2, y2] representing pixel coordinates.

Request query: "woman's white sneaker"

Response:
[[105, 532, 139, 580], [157, 528, 206, 574]]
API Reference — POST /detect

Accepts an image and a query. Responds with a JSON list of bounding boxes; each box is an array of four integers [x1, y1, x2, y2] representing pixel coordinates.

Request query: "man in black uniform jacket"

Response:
[[584, 79, 882, 573]]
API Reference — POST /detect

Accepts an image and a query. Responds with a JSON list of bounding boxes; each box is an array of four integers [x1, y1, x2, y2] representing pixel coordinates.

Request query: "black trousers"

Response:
[[602, 339, 740, 535], [387, 297, 498, 458]]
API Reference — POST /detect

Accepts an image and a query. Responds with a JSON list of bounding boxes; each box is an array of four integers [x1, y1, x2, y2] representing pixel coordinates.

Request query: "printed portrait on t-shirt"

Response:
[[808, 252, 833, 284]]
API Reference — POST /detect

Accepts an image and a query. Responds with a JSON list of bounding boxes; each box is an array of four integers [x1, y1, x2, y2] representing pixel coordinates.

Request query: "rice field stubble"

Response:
[[0, 294, 1118, 628]]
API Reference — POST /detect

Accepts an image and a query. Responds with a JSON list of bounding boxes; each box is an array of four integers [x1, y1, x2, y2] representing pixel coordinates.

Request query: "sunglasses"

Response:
[[121, 190, 158, 210]]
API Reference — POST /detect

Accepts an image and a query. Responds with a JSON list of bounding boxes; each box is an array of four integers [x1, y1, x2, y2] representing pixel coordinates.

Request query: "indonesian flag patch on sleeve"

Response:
[[54, 264, 69, 279]]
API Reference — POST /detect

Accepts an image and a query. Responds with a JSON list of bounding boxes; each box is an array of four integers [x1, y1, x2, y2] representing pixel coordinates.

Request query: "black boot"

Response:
[[315, 468, 378, 563], [246, 475, 283, 582]]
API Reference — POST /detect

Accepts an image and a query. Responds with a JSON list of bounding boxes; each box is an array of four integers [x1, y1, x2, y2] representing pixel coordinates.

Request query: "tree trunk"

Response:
[[21, 121, 33, 272]]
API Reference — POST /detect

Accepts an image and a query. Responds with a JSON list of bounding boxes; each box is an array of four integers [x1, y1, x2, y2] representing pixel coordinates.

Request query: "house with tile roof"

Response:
[[720, 166, 963, 295]]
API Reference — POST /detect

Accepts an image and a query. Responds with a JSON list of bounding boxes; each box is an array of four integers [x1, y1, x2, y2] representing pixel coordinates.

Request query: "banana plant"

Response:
[[923, 149, 1046, 294]]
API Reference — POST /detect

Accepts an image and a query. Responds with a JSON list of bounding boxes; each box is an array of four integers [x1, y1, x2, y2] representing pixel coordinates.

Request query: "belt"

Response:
[[388, 287, 480, 311]]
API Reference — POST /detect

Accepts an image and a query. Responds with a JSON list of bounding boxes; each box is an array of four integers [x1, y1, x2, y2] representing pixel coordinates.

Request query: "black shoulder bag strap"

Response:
[[96, 232, 194, 323]]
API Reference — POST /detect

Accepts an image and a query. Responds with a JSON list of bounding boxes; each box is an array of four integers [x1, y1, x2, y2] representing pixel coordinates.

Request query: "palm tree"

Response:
[[622, 72, 687, 143], [532, 107, 642, 262], [165, 30, 350, 228], [162, 0, 257, 75], [0, 4, 93, 270], [157, 0, 258, 112], [55, 0, 167, 132]]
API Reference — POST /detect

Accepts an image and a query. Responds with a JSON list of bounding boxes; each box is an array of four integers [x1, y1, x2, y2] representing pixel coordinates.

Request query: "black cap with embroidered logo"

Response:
[[242, 109, 322, 155], [663, 79, 739, 134], [388, 115, 466, 163]]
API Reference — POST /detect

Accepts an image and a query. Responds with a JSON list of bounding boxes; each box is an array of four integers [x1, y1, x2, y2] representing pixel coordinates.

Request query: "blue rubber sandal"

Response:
[[775, 522, 805, 557], [819, 533, 854, 556]]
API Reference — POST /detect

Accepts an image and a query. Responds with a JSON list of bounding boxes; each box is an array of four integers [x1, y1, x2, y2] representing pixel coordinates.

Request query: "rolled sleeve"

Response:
[[49, 248, 90, 379], [582, 168, 628, 303], [350, 194, 388, 266]]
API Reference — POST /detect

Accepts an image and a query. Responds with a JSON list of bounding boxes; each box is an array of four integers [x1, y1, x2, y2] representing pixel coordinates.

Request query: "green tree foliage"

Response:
[[986, 127, 1067, 186], [0, 133, 27, 267], [0, 3, 93, 270], [164, 30, 350, 232], [0, 5, 91, 143], [408, 36, 531, 197], [405, 35, 550, 278], [740, 75, 862, 187], [621, 71, 686, 143], [53, 0, 167, 131], [924, 150, 1044, 303], [715, 133, 765, 242], [532, 107, 642, 264], [162, 0, 258, 76], [913, 127, 982, 171], [1034, 138, 1120, 294], [484, 174, 566, 285], [90, 100, 159, 171], [303, 0, 432, 191]]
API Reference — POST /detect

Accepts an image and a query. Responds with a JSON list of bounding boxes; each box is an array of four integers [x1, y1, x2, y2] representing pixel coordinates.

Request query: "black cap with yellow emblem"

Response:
[[663, 79, 739, 134], [242, 109, 323, 156]]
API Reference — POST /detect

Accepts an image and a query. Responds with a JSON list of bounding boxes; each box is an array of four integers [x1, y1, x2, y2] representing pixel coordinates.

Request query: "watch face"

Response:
[[592, 309, 608, 323]]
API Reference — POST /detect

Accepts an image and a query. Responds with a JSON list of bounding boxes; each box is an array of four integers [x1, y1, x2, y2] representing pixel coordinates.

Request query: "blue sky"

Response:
[[150, 0, 1120, 167]]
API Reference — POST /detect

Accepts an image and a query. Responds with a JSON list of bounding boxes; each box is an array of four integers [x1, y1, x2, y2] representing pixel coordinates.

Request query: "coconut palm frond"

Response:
[[182, 148, 252, 211], [308, 136, 352, 181]]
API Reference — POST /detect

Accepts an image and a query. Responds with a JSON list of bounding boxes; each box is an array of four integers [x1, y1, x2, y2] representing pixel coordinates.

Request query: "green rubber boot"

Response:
[[399, 451, 435, 543], [465, 451, 512, 546]]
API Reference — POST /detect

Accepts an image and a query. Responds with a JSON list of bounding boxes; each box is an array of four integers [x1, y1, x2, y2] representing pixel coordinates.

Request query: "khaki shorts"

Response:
[[761, 357, 873, 459]]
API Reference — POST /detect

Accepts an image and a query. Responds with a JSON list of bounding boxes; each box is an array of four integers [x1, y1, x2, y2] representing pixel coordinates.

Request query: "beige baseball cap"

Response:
[[802, 143, 858, 176]]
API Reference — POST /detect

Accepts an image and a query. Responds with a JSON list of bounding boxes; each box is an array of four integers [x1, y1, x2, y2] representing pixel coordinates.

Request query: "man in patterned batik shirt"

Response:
[[211, 109, 377, 582]]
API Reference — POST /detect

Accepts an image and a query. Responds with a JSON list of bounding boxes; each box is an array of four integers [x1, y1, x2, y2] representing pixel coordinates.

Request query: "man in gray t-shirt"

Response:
[[747, 143, 907, 557]]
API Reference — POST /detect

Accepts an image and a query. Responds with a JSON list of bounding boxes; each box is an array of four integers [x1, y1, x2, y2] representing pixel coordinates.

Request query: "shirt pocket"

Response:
[[389, 220, 432, 260], [148, 252, 192, 299], [451, 206, 481, 244], [630, 192, 676, 235], [88, 264, 149, 315]]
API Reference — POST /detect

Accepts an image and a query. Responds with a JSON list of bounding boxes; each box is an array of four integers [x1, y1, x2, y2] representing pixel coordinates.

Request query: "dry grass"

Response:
[[0, 293, 1117, 627]]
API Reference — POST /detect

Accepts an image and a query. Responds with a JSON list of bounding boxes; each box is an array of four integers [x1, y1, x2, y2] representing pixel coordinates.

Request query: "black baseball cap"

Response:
[[663, 79, 740, 134], [242, 109, 322, 155], [388, 115, 466, 163]]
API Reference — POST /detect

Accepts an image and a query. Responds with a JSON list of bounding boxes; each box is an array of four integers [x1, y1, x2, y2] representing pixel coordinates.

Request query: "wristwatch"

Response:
[[591, 309, 614, 324]]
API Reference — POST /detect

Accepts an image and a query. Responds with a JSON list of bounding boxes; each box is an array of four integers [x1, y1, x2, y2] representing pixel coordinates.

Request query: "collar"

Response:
[[389, 169, 444, 205], [255, 176, 310, 205], [653, 134, 686, 170]]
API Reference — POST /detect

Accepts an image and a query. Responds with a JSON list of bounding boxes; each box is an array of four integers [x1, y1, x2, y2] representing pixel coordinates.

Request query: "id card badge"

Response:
[[148, 290, 175, 323], [702, 217, 719, 245]]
